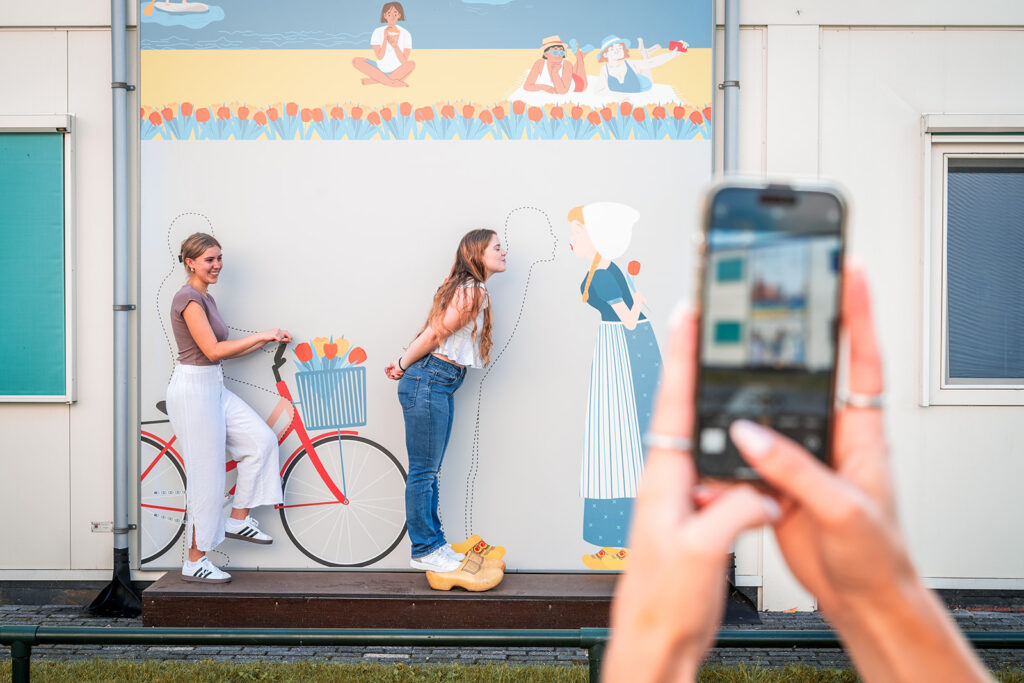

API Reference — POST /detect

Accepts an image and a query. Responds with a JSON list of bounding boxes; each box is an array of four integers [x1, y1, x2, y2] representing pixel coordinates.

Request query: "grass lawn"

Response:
[[1, 661, 1023, 682]]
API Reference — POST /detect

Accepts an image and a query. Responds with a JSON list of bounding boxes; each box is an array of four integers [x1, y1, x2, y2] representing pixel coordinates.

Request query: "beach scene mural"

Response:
[[140, 0, 712, 141]]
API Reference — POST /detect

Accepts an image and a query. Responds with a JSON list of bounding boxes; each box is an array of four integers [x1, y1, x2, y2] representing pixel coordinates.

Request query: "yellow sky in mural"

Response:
[[141, 48, 712, 110]]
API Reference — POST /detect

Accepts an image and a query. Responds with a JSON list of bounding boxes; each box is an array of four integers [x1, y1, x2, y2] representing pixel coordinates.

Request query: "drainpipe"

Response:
[[722, 0, 740, 173], [89, 0, 141, 617]]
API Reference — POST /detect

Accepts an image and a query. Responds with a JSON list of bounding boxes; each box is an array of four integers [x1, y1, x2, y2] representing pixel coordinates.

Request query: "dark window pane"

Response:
[[714, 321, 743, 344], [946, 157, 1024, 379]]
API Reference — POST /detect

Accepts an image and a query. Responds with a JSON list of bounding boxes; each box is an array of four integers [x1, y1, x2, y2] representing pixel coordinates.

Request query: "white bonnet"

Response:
[[582, 202, 640, 259]]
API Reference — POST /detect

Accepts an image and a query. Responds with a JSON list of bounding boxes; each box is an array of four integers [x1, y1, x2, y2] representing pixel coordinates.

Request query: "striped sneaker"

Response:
[[225, 516, 273, 544], [181, 556, 231, 584]]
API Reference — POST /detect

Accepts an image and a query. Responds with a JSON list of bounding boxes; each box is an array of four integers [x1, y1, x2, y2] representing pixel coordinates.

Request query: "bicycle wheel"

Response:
[[139, 435, 186, 564], [280, 434, 407, 567]]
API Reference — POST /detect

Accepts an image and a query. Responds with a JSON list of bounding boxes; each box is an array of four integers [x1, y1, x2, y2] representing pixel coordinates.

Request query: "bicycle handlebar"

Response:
[[272, 342, 288, 383]]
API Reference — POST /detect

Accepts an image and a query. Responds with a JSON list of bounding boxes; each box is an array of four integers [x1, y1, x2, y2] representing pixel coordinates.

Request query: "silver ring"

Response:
[[838, 391, 885, 409], [643, 433, 693, 452]]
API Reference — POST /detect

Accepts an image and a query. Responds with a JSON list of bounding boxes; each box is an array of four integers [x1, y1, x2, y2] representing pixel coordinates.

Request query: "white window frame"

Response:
[[0, 114, 76, 403], [921, 114, 1024, 406]]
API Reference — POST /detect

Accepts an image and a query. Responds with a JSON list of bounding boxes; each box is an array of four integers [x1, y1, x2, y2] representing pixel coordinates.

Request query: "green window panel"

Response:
[[0, 132, 66, 396], [716, 257, 744, 282]]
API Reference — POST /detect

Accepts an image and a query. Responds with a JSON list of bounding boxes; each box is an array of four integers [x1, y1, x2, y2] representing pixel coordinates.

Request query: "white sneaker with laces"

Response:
[[182, 556, 231, 584], [225, 515, 273, 544], [410, 546, 460, 572], [442, 543, 466, 562]]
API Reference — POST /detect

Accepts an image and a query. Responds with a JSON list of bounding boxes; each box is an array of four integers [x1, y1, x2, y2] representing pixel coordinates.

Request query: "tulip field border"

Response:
[[141, 100, 712, 141]]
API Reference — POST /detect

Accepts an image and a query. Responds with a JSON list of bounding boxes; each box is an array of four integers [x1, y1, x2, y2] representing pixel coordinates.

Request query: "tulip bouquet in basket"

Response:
[[292, 336, 367, 372]]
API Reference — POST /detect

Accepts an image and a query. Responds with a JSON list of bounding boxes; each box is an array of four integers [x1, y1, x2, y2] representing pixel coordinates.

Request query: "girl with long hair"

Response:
[[384, 229, 506, 574], [166, 232, 291, 583]]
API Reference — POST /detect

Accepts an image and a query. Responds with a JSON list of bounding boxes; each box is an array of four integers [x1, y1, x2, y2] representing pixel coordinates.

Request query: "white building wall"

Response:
[[2, 1, 1023, 604]]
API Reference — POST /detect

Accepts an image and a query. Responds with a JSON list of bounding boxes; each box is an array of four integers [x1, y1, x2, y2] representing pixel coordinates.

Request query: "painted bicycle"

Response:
[[139, 342, 408, 567]]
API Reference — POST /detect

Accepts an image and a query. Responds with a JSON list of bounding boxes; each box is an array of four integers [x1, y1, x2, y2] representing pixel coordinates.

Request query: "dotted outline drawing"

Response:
[[456, 207, 560, 539]]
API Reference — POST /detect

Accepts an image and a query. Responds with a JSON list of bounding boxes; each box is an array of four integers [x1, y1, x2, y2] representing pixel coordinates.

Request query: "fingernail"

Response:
[[729, 420, 774, 460], [670, 300, 691, 328], [761, 495, 781, 522]]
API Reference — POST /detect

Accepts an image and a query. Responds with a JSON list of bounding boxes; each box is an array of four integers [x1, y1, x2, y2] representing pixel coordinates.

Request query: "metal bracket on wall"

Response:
[[112, 304, 136, 311], [718, 80, 740, 90], [111, 82, 136, 91]]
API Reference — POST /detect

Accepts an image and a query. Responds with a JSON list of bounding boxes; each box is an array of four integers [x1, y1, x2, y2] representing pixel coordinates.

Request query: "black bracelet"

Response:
[[397, 357, 406, 371]]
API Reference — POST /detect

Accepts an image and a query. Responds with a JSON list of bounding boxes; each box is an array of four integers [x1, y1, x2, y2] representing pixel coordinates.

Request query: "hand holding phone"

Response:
[[694, 180, 846, 480]]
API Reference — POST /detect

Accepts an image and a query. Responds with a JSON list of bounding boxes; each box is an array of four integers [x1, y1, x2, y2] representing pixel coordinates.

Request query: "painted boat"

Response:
[[155, 1, 210, 14]]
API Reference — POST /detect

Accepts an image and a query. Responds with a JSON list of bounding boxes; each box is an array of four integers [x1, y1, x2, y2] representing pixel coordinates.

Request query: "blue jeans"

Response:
[[398, 354, 466, 558]]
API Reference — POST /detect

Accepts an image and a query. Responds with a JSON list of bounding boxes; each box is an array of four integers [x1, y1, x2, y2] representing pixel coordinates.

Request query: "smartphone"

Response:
[[694, 179, 846, 480]]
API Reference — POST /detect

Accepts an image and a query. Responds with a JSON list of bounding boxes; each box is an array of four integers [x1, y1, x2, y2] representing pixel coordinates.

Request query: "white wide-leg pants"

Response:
[[165, 364, 283, 552]]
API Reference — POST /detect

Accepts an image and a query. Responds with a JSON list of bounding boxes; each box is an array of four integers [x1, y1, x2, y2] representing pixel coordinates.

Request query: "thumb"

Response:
[[686, 485, 780, 556]]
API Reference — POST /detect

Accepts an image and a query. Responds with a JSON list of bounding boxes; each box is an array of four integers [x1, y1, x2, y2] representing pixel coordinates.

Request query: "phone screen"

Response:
[[695, 185, 844, 479]]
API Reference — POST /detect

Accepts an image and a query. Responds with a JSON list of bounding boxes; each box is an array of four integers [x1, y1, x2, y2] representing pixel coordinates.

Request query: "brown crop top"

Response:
[[170, 284, 229, 365]]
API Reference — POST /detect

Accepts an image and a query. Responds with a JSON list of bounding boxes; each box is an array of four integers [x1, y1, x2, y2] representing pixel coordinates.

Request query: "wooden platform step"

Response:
[[142, 571, 619, 629]]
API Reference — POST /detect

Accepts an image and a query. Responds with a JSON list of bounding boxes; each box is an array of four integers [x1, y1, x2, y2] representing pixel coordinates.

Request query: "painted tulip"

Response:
[[312, 337, 328, 357], [571, 106, 583, 120], [550, 106, 565, 120], [381, 107, 393, 121], [492, 105, 505, 120], [351, 106, 363, 120], [335, 338, 351, 357], [512, 100, 525, 115], [267, 107, 279, 122], [254, 111, 267, 126], [703, 106, 712, 120], [601, 107, 613, 121], [479, 109, 493, 124], [295, 343, 313, 363], [689, 110, 704, 125], [286, 102, 298, 117], [312, 108, 324, 122], [217, 106, 231, 120], [366, 111, 379, 125], [237, 106, 250, 120], [462, 104, 475, 118], [147, 112, 162, 126], [400, 101, 412, 117], [441, 104, 456, 119], [587, 111, 601, 126], [301, 108, 313, 122], [619, 102, 632, 117], [653, 106, 666, 120], [421, 107, 434, 121], [632, 108, 645, 122], [323, 343, 338, 360], [414, 109, 423, 122], [673, 106, 686, 120], [162, 107, 174, 122], [347, 347, 367, 365], [140, 107, 146, 119], [196, 108, 211, 123], [527, 106, 543, 122], [181, 102, 193, 117], [330, 106, 344, 120], [628, 260, 641, 276]]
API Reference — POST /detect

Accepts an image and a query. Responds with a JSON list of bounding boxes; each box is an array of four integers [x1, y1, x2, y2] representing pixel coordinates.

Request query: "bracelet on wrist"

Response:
[[397, 357, 406, 371]]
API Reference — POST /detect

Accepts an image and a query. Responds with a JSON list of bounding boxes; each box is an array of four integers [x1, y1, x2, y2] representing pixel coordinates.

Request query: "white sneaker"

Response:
[[182, 556, 231, 584], [410, 546, 460, 572], [442, 543, 466, 562], [225, 516, 273, 544]]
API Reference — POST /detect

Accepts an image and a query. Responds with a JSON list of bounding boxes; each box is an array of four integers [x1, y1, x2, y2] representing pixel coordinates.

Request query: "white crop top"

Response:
[[436, 282, 487, 368]]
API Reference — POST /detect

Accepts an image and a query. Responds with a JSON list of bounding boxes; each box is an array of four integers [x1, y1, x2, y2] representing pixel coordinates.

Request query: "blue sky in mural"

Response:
[[141, 0, 711, 50]]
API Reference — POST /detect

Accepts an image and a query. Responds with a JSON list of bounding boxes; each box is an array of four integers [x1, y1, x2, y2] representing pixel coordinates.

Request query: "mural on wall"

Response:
[[568, 203, 661, 570], [140, 0, 712, 141], [140, 0, 712, 571]]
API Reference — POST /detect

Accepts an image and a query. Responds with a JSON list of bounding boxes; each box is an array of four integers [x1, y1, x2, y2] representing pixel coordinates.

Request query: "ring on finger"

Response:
[[643, 433, 692, 452], [837, 390, 885, 409]]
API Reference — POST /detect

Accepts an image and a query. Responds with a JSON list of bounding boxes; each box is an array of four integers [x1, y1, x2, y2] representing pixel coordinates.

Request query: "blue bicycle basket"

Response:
[[294, 366, 367, 430]]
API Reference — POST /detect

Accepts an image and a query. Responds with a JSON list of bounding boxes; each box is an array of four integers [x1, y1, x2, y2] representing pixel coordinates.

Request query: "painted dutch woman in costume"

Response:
[[569, 203, 661, 570]]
